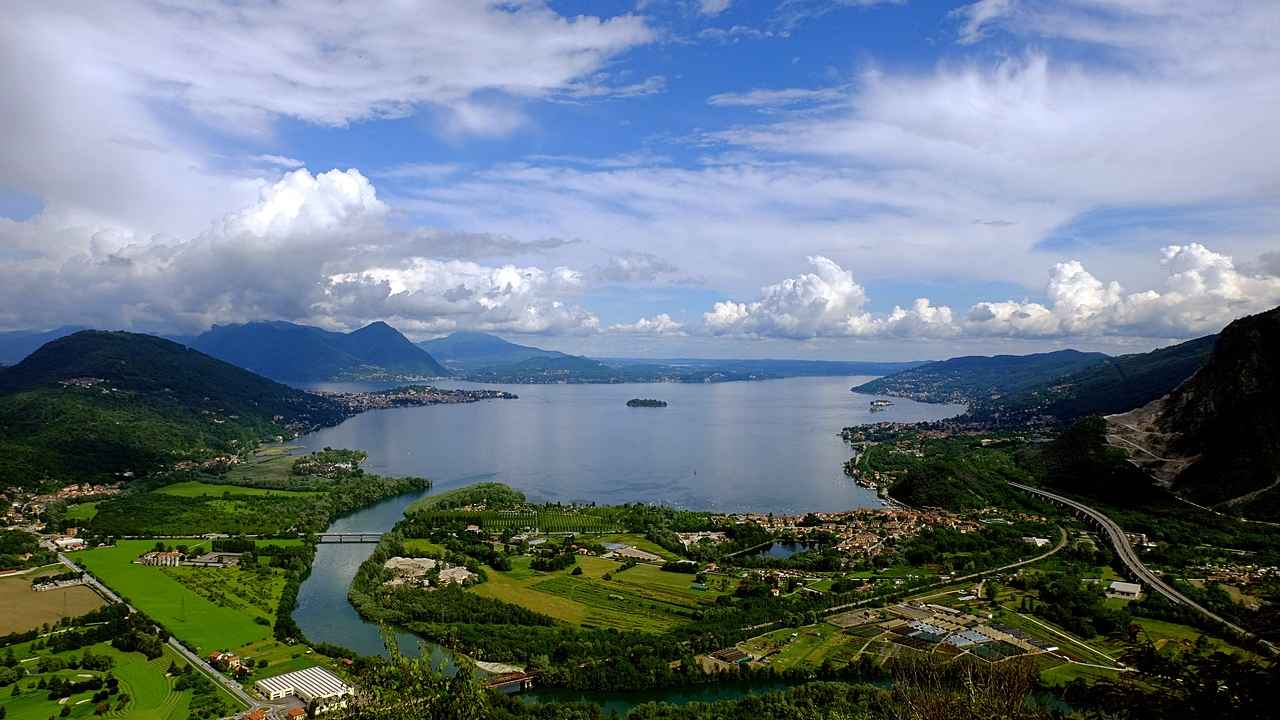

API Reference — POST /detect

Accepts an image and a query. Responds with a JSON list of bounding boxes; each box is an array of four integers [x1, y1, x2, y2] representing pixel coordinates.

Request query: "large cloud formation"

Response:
[[701, 248, 1280, 341], [0, 168, 601, 336]]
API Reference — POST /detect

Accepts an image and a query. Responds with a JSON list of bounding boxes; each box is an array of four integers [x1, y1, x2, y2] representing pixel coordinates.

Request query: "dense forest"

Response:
[[0, 331, 346, 489]]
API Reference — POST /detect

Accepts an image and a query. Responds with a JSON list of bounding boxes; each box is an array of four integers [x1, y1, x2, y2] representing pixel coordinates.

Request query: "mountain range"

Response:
[[181, 321, 447, 382], [0, 331, 346, 488], [0, 326, 86, 365], [856, 338, 1215, 426], [417, 331, 570, 371]]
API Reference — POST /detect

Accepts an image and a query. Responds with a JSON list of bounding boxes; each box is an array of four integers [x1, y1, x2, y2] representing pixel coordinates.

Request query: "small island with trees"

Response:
[[626, 398, 668, 408]]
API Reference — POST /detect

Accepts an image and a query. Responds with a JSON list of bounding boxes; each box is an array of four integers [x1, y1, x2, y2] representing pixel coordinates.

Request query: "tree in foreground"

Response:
[[335, 629, 491, 720]]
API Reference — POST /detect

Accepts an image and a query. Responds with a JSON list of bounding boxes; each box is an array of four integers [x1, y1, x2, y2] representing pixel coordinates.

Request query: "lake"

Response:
[[298, 376, 962, 514], [290, 376, 960, 706]]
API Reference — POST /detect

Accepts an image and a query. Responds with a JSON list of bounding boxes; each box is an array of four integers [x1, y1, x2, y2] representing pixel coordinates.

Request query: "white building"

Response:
[[53, 537, 86, 551], [255, 667, 353, 713], [1106, 581, 1142, 600]]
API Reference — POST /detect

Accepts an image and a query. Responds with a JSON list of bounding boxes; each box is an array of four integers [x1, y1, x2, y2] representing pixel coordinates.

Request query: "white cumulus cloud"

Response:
[[609, 313, 685, 335], [700, 246, 1280, 341]]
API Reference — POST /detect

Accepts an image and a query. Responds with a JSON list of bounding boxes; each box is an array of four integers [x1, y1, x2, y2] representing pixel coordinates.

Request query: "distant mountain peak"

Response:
[[187, 320, 447, 381]]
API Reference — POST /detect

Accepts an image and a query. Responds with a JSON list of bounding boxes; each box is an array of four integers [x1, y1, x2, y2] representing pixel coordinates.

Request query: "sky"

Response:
[[1, 0, 1278, 361]]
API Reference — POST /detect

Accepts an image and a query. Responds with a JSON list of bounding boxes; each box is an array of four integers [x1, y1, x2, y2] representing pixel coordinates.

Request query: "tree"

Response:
[[335, 628, 490, 720], [983, 580, 1001, 603]]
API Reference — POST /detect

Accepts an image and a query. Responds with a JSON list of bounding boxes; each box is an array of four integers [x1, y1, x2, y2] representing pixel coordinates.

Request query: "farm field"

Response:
[[740, 623, 857, 670], [0, 641, 240, 720], [76, 541, 274, 653], [0, 566, 105, 635], [156, 481, 318, 498], [220, 445, 303, 486], [161, 564, 287, 624], [469, 556, 725, 632]]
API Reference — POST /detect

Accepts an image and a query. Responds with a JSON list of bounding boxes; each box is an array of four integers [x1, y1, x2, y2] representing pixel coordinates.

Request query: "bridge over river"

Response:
[[314, 532, 382, 543]]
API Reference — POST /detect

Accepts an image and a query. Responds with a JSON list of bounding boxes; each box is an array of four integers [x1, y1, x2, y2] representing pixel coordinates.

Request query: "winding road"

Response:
[[1007, 482, 1278, 656]]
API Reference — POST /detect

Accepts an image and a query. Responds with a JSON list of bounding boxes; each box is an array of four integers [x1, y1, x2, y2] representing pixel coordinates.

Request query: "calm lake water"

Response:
[[290, 376, 961, 704], [298, 376, 962, 514]]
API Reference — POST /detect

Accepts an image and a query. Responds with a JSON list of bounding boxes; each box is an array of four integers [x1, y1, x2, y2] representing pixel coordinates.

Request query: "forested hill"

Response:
[[418, 331, 569, 372], [0, 331, 346, 488], [856, 338, 1214, 426], [854, 349, 1107, 405], [187, 320, 447, 381], [1138, 306, 1280, 516]]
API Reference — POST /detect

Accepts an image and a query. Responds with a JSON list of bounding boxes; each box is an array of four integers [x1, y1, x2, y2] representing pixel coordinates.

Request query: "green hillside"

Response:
[[856, 338, 1214, 426], [0, 331, 345, 488]]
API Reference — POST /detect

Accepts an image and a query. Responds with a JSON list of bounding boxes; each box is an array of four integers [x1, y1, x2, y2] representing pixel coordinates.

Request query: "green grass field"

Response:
[[1039, 662, 1123, 687], [77, 541, 274, 653], [229, 639, 340, 684], [64, 502, 100, 521], [401, 538, 447, 556], [156, 480, 318, 498], [0, 566, 105, 635], [468, 555, 724, 632], [0, 641, 242, 720]]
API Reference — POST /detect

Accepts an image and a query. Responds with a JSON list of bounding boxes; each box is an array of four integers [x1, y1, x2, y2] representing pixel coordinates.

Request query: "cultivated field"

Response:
[[740, 623, 858, 670], [0, 566, 105, 635], [469, 555, 725, 632], [76, 541, 275, 652]]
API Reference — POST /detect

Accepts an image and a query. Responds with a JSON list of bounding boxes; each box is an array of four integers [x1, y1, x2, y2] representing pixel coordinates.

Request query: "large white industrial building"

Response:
[[254, 667, 353, 714]]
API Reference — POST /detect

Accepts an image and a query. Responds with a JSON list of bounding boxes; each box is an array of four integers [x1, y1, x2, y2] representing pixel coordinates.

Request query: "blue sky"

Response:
[[2, 1, 1278, 360]]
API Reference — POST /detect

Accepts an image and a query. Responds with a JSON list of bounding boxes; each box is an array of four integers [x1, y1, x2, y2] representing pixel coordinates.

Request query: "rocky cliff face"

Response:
[[1109, 306, 1280, 517]]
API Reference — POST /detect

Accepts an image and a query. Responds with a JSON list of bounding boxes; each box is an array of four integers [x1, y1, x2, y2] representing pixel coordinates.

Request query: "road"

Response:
[[1007, 482, 1278, 655]]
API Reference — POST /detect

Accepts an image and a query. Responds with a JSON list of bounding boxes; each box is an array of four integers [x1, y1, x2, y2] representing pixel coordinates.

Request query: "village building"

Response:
[[209, 651, 243, 671], [1106, 581, 1143, 600], [53, 536, 87, 552], [138, 550, 183, 567]]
